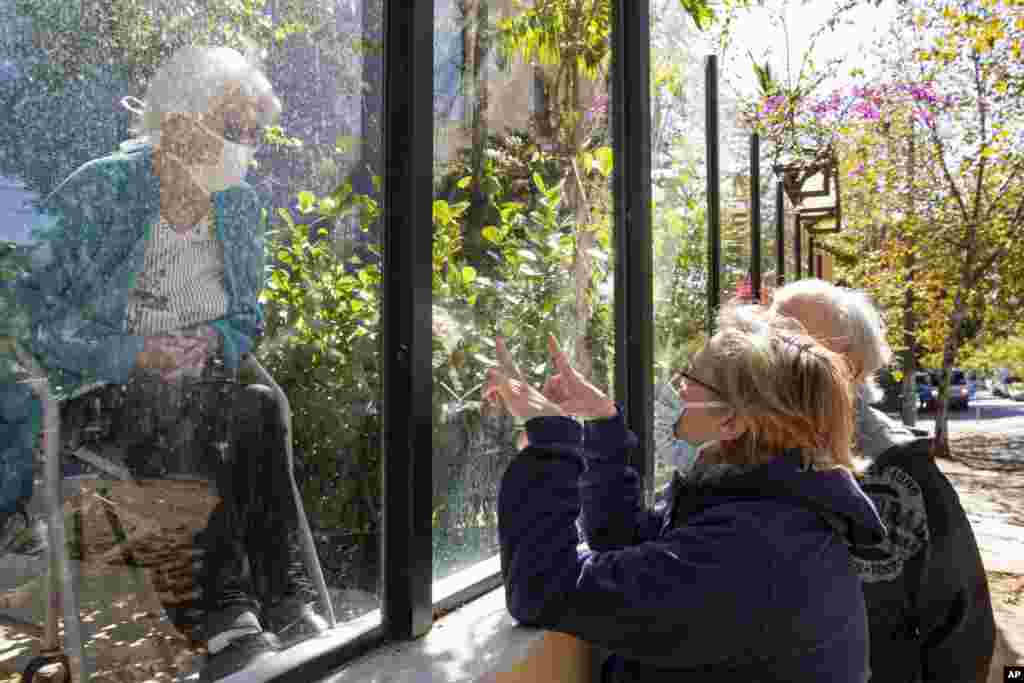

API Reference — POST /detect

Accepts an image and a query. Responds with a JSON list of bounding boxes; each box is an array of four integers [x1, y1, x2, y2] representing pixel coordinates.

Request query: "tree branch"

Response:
[[927, 121, 972, 226], [984, 158, 1024, 223], [970, 246, 1006, 289], [971, 52, 987, 230]]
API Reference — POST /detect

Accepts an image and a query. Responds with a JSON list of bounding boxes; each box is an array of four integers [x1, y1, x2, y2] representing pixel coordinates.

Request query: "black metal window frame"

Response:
[[262, 0, 655, 679], [705, 54, 721, 333]]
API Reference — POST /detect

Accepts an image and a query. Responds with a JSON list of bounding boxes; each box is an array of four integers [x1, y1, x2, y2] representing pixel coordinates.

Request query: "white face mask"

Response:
[[166, 118, 257, 193], [192, 139, 255, 193]]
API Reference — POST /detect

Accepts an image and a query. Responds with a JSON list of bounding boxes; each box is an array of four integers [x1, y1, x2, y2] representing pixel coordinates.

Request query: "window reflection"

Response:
[[0, 2, 382, 680], [431, 0, 615, 584], [651, 2, 710, 490]]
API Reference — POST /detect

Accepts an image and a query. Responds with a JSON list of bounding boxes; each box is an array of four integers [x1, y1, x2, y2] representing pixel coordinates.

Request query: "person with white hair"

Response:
[[771, 279, 995, 683], [3, 45, 325, 681]]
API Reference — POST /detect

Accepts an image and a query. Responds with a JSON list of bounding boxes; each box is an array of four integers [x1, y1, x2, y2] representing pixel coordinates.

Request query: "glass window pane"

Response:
[[650, 2, 708, 491], [0, 1, 382, 679], [759, 153, 777, 304], [785, 201, 799, 280], [720, 105, 752, 308], [431, 0, 615, 586]]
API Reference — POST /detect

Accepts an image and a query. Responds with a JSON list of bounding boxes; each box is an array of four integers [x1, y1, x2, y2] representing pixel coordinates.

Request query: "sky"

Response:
[[702, 0, 899, 100]]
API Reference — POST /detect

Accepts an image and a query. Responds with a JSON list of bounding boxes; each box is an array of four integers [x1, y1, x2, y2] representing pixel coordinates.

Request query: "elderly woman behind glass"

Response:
[[485, 304, 884, 683], [4, 46, 324, 681]]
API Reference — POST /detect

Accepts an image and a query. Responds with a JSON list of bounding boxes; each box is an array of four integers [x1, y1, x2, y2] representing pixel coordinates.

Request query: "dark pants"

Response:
[[197, 381, 307, 616], [98, 372, 309, 629]]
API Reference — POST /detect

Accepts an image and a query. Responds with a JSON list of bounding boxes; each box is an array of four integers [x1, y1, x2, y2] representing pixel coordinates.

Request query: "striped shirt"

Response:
[[126, 214, 228, 336]]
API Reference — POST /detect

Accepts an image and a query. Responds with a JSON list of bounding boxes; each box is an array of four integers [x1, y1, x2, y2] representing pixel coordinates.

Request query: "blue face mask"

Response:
[[665, 439, 702, 473], [653, 380, 720, 474]]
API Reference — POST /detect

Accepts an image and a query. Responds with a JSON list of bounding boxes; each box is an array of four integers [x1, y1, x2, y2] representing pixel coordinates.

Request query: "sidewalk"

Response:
[[939, 432, 1024, 682]]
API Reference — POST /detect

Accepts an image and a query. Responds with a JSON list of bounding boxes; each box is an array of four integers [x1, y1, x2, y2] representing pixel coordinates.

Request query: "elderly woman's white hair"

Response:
[[122, 45, 281, 144], [770, 278, 892, 402]]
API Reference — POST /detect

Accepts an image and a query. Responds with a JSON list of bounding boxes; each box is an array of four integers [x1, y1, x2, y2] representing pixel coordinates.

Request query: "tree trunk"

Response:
[[900, 132, 918, 426], [571, 177, 596, 380], [931, 303, 965, 460], [463, 0, 491, 268], [900, 347, 918, 426]]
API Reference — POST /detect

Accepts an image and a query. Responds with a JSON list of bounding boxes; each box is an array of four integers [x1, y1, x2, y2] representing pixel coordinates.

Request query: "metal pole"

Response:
[[775, 181, 785, 286], [794, 215, 802, 280], [749, 133, 761, 303], [612, 0, 653, 491], [705, 55, 721, 331], [382, 0, 434, 640], [808, 235, 816, 278]]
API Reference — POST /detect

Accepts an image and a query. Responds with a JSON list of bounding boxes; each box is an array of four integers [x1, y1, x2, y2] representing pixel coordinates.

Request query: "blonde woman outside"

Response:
[[771, 279, 995, 683], [486, 305, 885, 683]]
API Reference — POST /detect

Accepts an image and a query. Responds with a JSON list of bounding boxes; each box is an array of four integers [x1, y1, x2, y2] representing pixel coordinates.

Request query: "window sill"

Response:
[[219, 555, 595, 683], [320, 587, 591, 683]]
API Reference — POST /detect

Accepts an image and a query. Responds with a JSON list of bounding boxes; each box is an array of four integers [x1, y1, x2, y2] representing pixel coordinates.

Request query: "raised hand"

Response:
[[545, 335, 617, 420], [483, 337, 565, 422]]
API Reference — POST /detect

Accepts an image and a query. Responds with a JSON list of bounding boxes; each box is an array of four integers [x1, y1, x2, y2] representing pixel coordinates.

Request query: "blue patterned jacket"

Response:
[[0, 144, 266, 512]]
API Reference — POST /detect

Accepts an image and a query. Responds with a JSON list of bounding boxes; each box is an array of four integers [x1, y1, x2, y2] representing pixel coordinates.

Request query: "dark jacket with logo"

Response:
[[852, 435, 995, 683], [498, 409, 886, 683]]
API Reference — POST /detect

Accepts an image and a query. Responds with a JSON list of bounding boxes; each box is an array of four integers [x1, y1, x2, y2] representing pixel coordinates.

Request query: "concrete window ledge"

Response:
[[322, 587, 594, 683], [220, 555, 596, 683]]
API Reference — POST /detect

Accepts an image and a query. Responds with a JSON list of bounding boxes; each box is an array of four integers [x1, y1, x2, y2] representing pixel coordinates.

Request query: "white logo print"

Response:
[[850, 465, 929, 582]]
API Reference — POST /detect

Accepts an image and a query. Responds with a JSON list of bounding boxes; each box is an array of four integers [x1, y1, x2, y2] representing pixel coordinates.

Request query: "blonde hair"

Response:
[[770, 279, 892, 402], [701, 304, 856, 470]]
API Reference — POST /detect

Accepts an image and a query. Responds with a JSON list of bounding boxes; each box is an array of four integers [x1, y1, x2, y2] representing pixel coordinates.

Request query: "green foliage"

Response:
[[0, 244, 32, 343], [257, 184, 383, 532], [498, 0, 612, 80], [678, 0, 716, 30], [258, 145, 591, 533], [12, 0, 297, 89], [959, 324, 1024, 376]]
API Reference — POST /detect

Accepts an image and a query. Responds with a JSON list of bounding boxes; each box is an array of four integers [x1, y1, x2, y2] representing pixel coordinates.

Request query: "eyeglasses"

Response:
[[197, 112, 263, 147], [222, 117, 263, 146], [675, 356, 725, 398], [678, 369, 723, 396]]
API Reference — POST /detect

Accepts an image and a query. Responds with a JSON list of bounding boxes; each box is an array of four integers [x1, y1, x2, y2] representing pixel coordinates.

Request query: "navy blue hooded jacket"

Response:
[[498, 409, 886, 683]]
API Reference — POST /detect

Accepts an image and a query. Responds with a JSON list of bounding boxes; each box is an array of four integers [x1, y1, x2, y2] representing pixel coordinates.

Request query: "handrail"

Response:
[[11, 344, 85, 682]]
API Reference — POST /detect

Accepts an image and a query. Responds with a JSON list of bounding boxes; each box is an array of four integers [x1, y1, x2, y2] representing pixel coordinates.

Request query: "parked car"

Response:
[[948, 369, 972, 409], [917, 369, 972, 410], [965, 369, 980, 397], [1008, 378, 1024, 401], [916, 372, 937, 410], [993, 374, 1022, 398]]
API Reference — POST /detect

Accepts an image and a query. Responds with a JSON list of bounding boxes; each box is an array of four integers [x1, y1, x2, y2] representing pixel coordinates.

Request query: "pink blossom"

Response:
[[763, 95, 786, 114], [913, 108, 934, 126], [853, 101, 881, 120]]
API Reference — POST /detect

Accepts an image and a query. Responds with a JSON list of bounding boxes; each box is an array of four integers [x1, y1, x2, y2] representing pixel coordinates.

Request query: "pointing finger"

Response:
[[548, 334, 573, 376], [496, 336, 522, 379]]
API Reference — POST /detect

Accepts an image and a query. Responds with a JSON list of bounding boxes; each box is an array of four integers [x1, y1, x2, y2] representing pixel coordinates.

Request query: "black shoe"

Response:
[[0, 504, 44, 556], [199, 631, 281, 682], [203, 605, 262, 653], [263, 597, 329, 647]]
